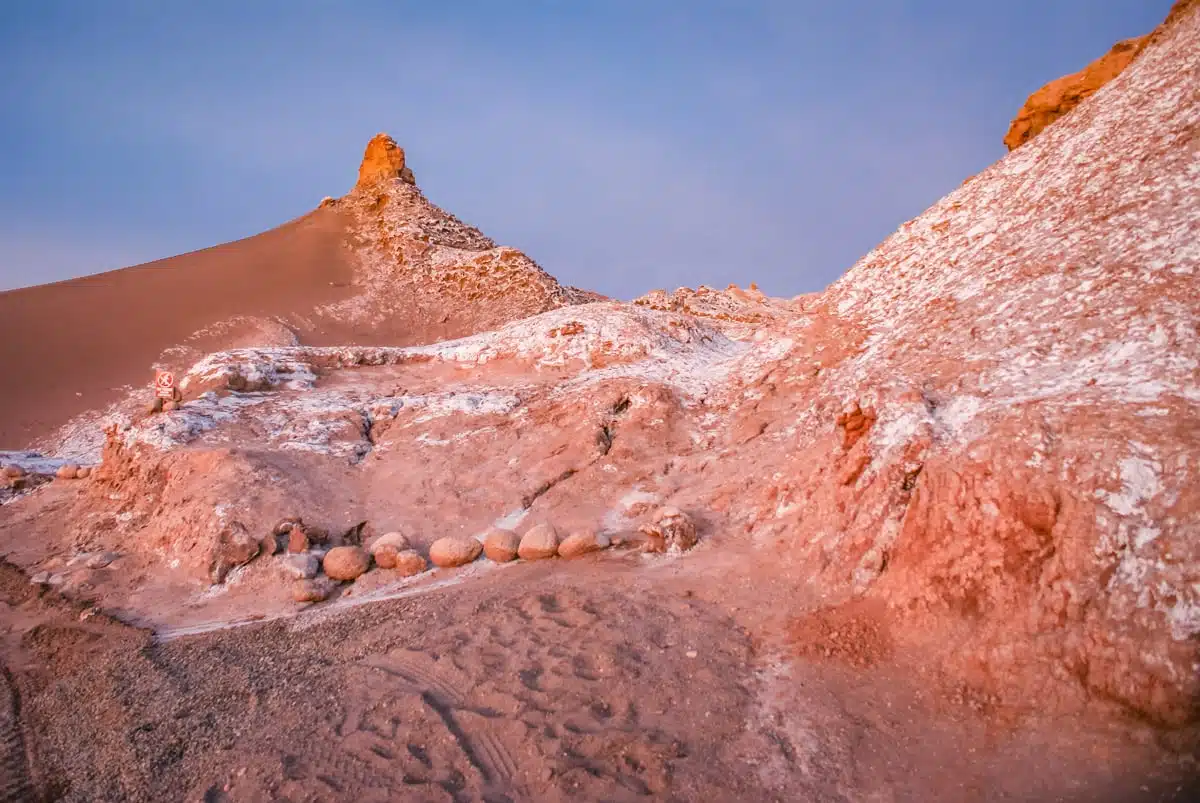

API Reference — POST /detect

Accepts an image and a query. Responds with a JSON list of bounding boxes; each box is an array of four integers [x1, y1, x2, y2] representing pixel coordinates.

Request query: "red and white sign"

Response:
[[154, 370, 176, 399]]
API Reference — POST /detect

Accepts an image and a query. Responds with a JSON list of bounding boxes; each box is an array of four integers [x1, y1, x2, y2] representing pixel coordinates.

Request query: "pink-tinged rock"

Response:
[[75, 466, 92, 479], [558, 530, 610, 559], [323, 546, 371, 581], [287, 526, 310, 554], [518, 524, 559, 561], [483, 528, 520, 562], [55, 464, 79, 480], [429, 537, 482, 568]]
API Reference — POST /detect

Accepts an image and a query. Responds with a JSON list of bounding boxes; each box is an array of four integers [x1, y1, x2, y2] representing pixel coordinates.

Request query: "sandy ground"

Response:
[[1, 545, 1195, 803]]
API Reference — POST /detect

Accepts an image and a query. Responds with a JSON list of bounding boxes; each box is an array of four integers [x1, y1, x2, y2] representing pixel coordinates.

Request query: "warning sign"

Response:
[[154, 370, 176, 399]]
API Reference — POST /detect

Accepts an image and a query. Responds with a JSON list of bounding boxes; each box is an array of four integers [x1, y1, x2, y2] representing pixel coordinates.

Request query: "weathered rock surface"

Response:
[[429, 537, 483, 568], [518, 524, 560, 561], [322, 546, 371, 581], [483, 528, 521, 562]]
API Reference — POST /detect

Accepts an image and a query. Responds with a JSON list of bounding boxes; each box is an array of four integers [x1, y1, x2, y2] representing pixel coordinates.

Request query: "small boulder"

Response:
[[2, 465, 24, 479], [483, 528, 521, 563], [293, 577, 337, 603], [287, 526, 311, 553], [374, 544, 399, 569], [518, 524, 559, 561], [55, 464, 79, 480], [323, 546, 371, 581], [148, 398, 164, 414], [76, 466, 92, 479], [209, 523, 261, 584], [558, 530, 610, 559], [280, 553, 320, 580], [639, 507, 698, 553], [393, 550, 428, 576], [369, 531, 411, 556], [429, 537, 483, 568]]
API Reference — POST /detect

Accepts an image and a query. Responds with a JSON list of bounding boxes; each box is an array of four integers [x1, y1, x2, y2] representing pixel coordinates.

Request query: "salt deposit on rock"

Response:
[[483, 528, 521, 563], [429, 537, 483, 568], [322, 546, 371, 581], [518, 524, 560, 561], [639, 508, 698, 554]]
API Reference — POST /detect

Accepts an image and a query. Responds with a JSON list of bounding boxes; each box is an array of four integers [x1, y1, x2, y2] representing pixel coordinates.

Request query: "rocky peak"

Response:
[[1004, 0, 1197, 151], [356, 133, 416, 189]]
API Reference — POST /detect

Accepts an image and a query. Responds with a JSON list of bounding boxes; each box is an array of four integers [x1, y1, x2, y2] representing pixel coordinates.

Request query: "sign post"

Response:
[[154, 370, 176, 400]]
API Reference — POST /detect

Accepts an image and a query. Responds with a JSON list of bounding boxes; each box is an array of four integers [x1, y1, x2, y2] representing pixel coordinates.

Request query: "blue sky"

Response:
[[0, 1, 1170, 298]]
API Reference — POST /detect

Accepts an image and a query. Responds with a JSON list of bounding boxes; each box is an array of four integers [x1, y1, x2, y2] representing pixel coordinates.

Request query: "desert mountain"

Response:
[[0, 133, 598, 448], [0, 2, 1197, 800]]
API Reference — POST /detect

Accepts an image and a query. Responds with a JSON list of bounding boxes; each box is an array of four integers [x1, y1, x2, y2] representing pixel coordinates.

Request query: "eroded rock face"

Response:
[[356, 133, 415, 188]]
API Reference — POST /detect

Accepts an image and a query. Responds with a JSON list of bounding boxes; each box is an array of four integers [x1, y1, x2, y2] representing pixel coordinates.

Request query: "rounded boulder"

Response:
[[429, 537, 483, 568], [518, 524, 559, 561], [558, 530, 611, 559], [55, 464, 79, 480], [369, 530, 411, 556], [323, 546, 371, 581], [483, 528, 521, 563]]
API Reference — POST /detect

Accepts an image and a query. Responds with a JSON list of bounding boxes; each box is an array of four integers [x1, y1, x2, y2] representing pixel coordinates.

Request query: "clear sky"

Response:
[[0, 0, 1171, 298]]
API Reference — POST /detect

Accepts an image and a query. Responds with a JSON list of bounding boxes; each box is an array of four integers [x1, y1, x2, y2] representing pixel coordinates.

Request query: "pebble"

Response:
[[518, 523, 559, 561], [483, 528, 520, 563], [429, 537, 483, 568], [323, 546, 371, 581]]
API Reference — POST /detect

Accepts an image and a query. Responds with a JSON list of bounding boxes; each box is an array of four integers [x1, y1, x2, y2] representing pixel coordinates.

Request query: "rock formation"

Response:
[[0, 0, 1197, 763], [1004, 0, 1197, 150]]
